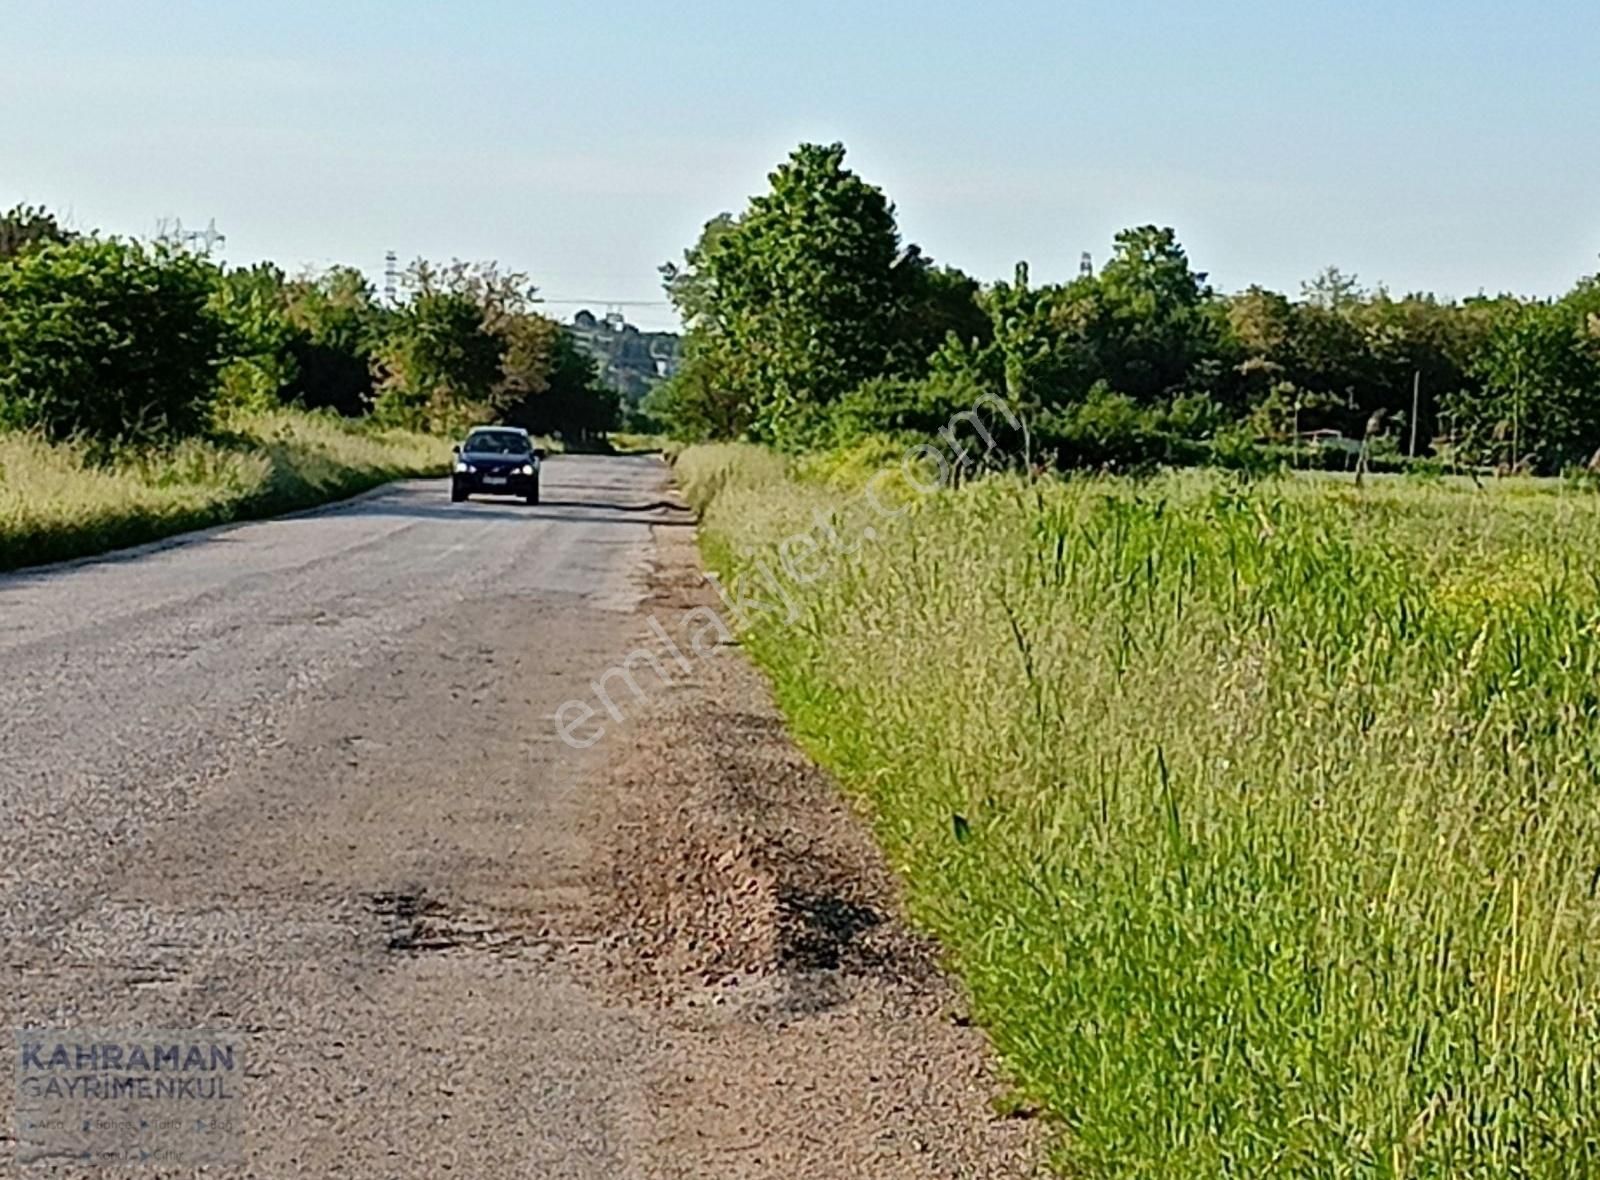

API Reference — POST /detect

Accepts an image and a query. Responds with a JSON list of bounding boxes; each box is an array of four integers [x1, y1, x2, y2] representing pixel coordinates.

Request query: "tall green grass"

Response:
[[0, 409, 448, 570], [681, 443, 1600, 1178]]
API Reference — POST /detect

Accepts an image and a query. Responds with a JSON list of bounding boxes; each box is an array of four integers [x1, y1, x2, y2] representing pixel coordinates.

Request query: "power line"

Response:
[[537, 297, 671, 308]]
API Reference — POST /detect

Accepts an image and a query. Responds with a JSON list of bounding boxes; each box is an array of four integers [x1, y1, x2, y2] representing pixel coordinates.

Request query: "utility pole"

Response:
[[383, 251, 399, 306], [1292, 392, 1302, 469], [1409, 370, 1421, 458], [158, 217, 225, 256], [1512, 393, 1520, 475], [192, 218, 225, 255]]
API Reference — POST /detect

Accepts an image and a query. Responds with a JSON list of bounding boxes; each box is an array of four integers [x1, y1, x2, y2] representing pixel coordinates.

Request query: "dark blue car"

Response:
[[451, 426, 544, 504]]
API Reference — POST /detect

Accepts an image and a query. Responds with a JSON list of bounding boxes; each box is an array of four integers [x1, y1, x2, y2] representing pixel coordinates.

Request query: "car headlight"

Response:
[[517, 463, 535, 475], [455, 461, 475, 474]]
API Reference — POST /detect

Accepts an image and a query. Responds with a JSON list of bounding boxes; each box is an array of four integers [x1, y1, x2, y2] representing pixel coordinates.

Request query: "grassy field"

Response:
[[679, 442, 1600, 1178], [0, 410, 448, 571]]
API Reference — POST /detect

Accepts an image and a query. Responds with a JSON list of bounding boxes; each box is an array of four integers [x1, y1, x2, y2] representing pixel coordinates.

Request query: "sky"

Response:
[[3, 0, 1596, 332]]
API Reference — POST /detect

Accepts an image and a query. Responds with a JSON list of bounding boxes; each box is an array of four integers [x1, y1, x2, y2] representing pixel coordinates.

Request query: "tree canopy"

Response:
[[651, 140, 1600, 475], [0, 218, 621, 448]]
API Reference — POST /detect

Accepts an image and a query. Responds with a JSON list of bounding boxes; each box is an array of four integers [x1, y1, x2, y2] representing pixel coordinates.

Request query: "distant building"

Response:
[[566, 310, 681, 406]]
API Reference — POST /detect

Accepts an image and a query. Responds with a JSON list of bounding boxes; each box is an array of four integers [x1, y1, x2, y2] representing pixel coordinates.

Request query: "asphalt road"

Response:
[[0, 455, 687, 1176]]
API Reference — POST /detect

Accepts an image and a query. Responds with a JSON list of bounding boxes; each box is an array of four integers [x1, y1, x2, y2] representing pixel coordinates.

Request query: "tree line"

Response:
[[648, 143, 1600, 475], [0, 205, 619, 450]]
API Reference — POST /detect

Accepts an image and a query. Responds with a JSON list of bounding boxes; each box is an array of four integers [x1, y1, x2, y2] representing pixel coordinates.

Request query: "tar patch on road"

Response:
[[776, 887, 885, 972], [367, 889, 560, 959]]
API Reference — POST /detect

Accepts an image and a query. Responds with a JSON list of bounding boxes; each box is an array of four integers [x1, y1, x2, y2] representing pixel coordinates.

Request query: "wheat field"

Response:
[[681, 443, 1600, 1178]]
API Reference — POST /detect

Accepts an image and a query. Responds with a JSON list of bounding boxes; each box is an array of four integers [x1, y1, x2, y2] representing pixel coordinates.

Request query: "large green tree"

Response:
[[285, 266, 388, 416], [371, 257, 617, 437], [888, 250, 992, 370], [1091, 225, 1217, 401], [671, 142, 912, 443], [660, 213, 737, 329], [497, 314, 617, 440], [211, 263, 298, 412], [643, 349, 755, 442], [373, 290, 503, 432], [1445, 300, 1600, 472]]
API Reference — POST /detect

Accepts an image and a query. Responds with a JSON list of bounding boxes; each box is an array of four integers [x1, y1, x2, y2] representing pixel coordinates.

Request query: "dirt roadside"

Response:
[[592, 510, 1045, 1178]]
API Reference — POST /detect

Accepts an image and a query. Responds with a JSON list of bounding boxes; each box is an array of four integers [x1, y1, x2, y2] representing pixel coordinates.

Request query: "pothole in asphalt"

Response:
[[775, 888, 885, 972], [366, 890, 557, 958]]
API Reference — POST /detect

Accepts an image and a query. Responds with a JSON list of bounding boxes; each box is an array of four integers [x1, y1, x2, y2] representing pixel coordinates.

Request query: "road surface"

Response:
[[0, 454, 1035, 1178], [1, 456, 683, 1175]]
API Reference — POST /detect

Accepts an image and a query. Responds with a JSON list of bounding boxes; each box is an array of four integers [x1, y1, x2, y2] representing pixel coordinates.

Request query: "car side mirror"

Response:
[[533, 447, 547, 460], [451, 444, 461, 454]]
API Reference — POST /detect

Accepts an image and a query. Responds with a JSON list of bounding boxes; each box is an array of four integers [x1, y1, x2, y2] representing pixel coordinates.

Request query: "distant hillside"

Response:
[[566, 309, 680, 405]]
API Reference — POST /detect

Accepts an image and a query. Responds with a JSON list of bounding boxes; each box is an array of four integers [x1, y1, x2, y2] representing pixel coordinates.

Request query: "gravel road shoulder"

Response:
[[593, 510, 1045, 1178]]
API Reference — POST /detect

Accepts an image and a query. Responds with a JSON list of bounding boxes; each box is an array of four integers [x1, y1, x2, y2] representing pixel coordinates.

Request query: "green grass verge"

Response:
[[0, 409, 448, 572], [679, 442, 1600, 1178]]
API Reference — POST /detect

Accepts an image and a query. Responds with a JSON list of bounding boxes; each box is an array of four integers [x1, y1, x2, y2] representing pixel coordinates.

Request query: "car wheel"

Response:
[[525, 481, 540, 506], [451, 485, 467, 503]]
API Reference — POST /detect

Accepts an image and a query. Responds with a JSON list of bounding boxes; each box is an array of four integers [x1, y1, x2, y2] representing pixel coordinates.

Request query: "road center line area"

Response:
[[0, 455, 1035, 1178]]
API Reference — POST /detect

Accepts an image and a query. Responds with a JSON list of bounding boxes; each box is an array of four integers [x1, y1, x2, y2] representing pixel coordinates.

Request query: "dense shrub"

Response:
[[1033, 385, 1210, 471], [0, 239, 228, 444], [643, 351, 754, 442], [824, 372, 1003, 445], [0, 204, 75, 260], [0, 205, 623, 467]]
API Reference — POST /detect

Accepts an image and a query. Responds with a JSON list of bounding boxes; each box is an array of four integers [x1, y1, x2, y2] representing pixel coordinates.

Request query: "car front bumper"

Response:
[[453, 470, 538, 495]]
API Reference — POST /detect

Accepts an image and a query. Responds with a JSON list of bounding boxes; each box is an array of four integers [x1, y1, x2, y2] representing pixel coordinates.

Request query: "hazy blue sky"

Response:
[[4, 0, 1595, 330]]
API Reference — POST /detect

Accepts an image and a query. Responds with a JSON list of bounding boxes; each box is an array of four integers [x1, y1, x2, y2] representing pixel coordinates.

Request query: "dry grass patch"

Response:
[[0, 409, 447, 570]]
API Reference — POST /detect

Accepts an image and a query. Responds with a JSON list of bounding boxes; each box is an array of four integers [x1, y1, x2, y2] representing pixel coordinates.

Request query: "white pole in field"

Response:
[[1410, 370, 1421, 457]]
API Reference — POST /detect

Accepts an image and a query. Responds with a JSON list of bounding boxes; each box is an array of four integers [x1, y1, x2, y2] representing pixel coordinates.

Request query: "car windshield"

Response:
[[463, 431, 530, 455]]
